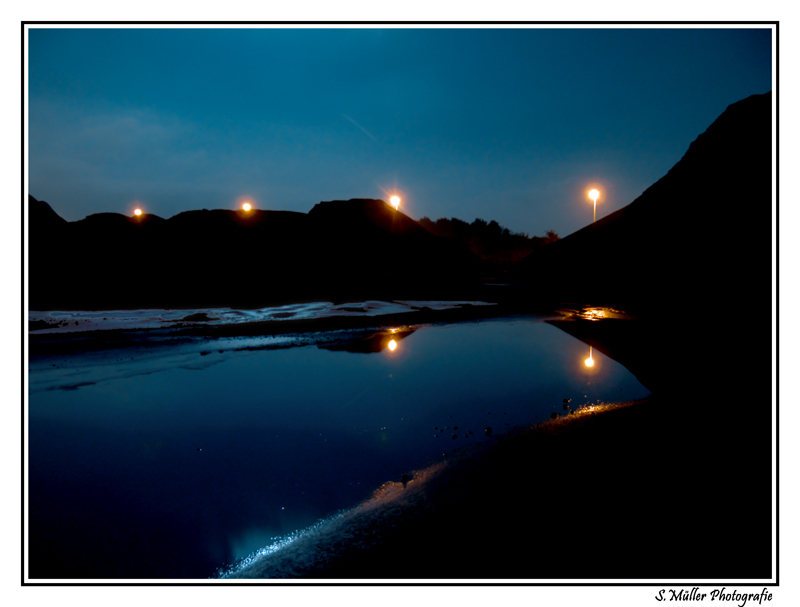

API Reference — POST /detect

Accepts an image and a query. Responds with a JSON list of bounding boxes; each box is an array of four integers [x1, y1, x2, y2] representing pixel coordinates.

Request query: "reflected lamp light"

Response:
[[584, 345, 594, 367]]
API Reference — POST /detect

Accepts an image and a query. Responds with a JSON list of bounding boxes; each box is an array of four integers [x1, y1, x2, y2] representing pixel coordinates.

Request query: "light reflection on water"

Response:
[[558, 306, 635, 321], [28, 316, 649, 579]]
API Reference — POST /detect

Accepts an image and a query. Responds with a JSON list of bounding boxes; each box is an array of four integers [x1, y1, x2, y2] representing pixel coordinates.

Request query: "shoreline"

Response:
[[222, 385, 770, 580], [221, 397, 652, 579], [28, 299, 561, 356]]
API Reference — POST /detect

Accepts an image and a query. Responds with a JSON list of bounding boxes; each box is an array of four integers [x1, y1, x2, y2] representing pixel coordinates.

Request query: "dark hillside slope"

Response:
[[29, 197, 67, 229], [28, 198, 70, 309], [512, 92, 772, 318], [308, 199, 480, 296], [28, 197, 481, 310], [158, 209, 314, 309]]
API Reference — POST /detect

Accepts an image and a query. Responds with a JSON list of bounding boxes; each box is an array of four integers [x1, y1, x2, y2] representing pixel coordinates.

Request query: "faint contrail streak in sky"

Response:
[[342, 114, 378, 142]]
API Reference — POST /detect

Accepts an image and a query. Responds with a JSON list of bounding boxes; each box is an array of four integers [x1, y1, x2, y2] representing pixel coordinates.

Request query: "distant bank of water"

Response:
[[27, 315, 649, 579], [28, 300, 496, 334]]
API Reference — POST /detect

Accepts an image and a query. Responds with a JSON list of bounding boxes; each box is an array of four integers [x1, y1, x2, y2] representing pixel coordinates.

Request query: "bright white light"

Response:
[[216, 513, 345, 579], [242, 202, 252, 211], [134, 208, 142, 216], [390, 196, 400, 210], [588, 189, 600, 202], [388, 339, 397, 351]]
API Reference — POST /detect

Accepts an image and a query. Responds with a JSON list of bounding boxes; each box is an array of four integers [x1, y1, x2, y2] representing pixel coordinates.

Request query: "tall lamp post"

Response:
[[588, 189, 600, 223]]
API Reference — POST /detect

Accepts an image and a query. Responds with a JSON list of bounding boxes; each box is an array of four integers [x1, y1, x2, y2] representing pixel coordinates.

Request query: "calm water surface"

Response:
[[28, 316, 649, 579]]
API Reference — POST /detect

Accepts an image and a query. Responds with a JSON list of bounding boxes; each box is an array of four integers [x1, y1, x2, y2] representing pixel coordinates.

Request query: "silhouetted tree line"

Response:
[[418, 216, 559, 267]]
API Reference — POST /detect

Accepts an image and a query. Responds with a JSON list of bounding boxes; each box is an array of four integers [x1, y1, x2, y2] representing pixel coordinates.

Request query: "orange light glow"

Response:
[[134, 208, 142, 216], [388, 339, 397, 351], [390, 196, 400, 210], [587, 188, 601, 222], [242, 202, 252, 211], [583, 308, 605, 321], [584, 345, 594, 367]]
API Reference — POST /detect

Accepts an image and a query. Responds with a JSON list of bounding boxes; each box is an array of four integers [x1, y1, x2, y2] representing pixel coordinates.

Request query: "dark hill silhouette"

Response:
[[28, 197, 481, 310], [418, 216, 559, 276], [30, 197, 67, 229], [75, 211, 166, 229], [166, 208, 308, 232], [33, 209, 173, 310], [309, 199, 431, 238], [160, 208, 320, 309], [307, 199, 479, 296], [29, 198, 73, 310], [511, 92, 772, 318]]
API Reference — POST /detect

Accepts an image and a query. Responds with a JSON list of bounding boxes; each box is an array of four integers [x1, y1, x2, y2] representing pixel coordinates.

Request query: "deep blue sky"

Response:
[[28, 27, 772, 237]]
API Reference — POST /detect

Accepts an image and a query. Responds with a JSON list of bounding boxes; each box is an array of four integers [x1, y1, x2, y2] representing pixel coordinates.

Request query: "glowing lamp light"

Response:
[[587, 188, 600, 223], [242, 202, 252, 211], [390, 196, 400, 210], [133, 208, 142, 217], [388, 339, 397, 351]]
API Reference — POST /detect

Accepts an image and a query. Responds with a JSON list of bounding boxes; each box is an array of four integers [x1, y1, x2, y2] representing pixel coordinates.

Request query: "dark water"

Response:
[[28, 316, 649, 579]]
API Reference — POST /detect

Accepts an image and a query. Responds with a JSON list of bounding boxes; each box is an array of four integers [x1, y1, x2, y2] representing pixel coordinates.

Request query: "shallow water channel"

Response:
[[28, 314, 649, 579]]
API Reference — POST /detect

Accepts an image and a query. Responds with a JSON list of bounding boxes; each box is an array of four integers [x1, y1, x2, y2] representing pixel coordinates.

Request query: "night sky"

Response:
[[28, 26, 772, 238]]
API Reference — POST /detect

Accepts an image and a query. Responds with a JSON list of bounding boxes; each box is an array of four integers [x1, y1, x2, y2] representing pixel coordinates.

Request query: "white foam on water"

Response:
[[317, 300, 411, 317], [29, 301, 496, 334]]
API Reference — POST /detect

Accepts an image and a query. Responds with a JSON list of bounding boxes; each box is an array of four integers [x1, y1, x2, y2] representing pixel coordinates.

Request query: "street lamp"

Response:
[[588, 189, 600, 223], [390, 195, 400, 210]]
